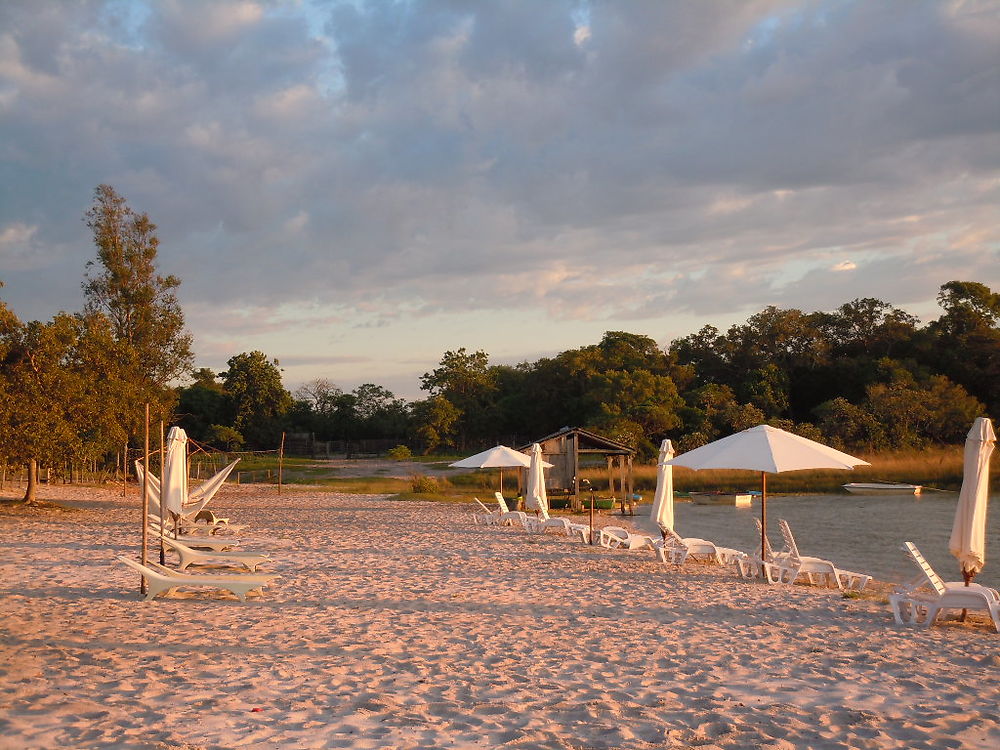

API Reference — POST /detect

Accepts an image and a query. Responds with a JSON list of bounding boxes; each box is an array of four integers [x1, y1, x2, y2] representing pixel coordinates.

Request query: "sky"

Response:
[[1, 0, 998, 400]]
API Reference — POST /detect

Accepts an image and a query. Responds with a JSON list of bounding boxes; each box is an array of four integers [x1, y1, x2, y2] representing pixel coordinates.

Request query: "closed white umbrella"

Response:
[[949, 417, 995, 584], [667, 425, 869, 554], [524, 443, 548, 514], [450, 445, 548, 493], [649, 439, 675, 532], [161, 426, 189, 518]]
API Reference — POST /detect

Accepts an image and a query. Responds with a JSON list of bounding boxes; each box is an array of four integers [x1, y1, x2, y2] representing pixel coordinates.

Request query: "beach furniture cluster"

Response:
[[470, 493, 1000, 633], [121, 504, 277, 602], [889, 542, 1000, 632]]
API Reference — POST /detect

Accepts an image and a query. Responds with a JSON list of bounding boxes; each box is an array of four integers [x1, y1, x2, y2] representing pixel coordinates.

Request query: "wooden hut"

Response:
[[519, 427, 635, 513]]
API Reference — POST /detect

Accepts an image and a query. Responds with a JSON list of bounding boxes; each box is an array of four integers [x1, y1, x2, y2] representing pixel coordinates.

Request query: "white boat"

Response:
[[689, 491, 753, 507], [842, 482, 922, 496]]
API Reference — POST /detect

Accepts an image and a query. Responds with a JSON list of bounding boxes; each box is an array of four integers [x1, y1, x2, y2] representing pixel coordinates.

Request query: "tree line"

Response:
[[2, 187, 998, 503]]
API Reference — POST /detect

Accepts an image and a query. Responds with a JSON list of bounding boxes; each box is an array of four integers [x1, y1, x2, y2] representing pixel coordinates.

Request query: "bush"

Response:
[[409, 474, 441, 493], [387, 445, 413, 461]]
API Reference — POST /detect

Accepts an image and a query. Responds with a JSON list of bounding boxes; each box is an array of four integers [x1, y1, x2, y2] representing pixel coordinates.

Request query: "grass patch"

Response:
[[581, 445, 973, 494]]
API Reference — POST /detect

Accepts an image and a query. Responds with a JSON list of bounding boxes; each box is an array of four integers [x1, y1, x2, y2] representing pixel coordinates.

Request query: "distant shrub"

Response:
[[409, 474, 440, 493], [387, 445, 413, 461], [207, 424, 244, 451]]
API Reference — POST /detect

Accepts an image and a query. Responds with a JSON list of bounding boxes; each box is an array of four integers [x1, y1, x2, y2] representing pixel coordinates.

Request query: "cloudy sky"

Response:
[[1, 0, 998, 399]]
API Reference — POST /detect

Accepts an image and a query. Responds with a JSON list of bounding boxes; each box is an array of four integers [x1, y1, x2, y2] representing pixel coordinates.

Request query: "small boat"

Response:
[[842, 482, 922, 495], [689, 491, 753, 507]]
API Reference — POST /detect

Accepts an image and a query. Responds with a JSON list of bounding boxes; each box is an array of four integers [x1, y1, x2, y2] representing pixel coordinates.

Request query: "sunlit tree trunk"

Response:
[[22, 459, 37, 504]]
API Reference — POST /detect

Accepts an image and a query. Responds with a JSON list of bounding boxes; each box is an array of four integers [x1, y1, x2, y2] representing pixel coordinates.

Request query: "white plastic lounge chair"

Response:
[[539, 516, 592, 542], [188, 510, 247, 534], [778, 519, 870, 591], [472, 497, 502, 525], [117, 557, 276, 602], [889, 542, 1000, 632], [647, 531, 689, 565], [147, 517, 242, 552], [732, 520, 786, 583], [529, 502, 591, 540], [598, 526, 655, 551], [656, 525, 743, 566], [160, 536, 271, 572], [494, 492, 531, 528]]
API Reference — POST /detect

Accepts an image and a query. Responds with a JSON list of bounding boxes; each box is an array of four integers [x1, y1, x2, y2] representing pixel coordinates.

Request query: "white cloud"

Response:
[[0, 0, 997, 391]]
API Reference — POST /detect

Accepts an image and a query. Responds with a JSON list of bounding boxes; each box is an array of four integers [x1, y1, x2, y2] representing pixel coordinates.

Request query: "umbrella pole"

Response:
[[499, 468, 503, 495], [760, 471, 767, 558], [590, 490, 596, 545], [961, 567, 975, 621]]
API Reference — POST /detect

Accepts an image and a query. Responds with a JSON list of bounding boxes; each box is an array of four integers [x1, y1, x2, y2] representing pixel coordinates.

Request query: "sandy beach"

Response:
[[1, 484, 999, 749]]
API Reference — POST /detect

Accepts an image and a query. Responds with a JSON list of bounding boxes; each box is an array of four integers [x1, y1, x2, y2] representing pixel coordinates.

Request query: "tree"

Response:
[[294, 379, 344, 416], [0, 311, 127, 502], [812, 397, 886, 452], [82, 184, 193, 427], [420, 348, 495, 448], [923, 281, 1000, 415], [176, 369, 227, 441], [220, 351, 293, 448], [351, 383, 408, 439], [409, 396, 460, 454]]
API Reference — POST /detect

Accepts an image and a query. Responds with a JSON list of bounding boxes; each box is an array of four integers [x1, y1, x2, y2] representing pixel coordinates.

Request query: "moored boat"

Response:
[[842, 482, 922, 495], [689, 491, 753, 506]]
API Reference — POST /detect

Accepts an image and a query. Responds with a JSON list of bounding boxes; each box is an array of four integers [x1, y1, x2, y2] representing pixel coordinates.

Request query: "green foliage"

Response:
[[220, 351, 293, 449], [387, 444, 413, 460], [82, 184, 193, 408], [420, 348, 495, 449], [409, 395, 460, 454], [206, 424, 244, 451], [409, 474, 443, 493]]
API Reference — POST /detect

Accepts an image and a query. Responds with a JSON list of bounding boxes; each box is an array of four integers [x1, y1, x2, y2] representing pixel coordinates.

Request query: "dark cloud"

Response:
[[0, 0, 997, 377]]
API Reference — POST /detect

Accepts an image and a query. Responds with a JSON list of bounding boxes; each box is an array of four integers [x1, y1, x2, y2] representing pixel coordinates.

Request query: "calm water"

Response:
[[651, 492, 1000, 589]]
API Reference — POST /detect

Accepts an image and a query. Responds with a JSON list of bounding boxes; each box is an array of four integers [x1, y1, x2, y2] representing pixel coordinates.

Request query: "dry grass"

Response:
[[581, 446, 986, 494]]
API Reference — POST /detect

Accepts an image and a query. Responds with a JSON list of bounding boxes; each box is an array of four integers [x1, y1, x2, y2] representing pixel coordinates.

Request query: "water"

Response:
[[657, 492, 1000, 589]]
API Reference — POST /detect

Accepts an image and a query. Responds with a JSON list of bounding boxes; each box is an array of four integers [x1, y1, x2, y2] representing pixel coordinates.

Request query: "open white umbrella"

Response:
[[949, 417, 995, 584], [451, 445, 537, 493], [667, 425, 869, 554], [649, 439, 675, 532], [524, 443, 548, 514]]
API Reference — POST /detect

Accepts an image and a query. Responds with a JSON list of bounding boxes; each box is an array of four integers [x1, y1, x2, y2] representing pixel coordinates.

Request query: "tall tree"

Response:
[[220, 351, 293, 448], [420, 348, 495, 449], [82, 185, 193, 424]]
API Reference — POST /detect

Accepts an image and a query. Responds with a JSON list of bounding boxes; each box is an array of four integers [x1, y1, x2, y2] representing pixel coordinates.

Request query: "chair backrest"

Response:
[[474, 498, 493, 514], [903, 541, 947, 596], [659, 524, 687, 549], [754, 518, 776, 561], [494, 492, 510, 513], [778, 520, 802, 563]]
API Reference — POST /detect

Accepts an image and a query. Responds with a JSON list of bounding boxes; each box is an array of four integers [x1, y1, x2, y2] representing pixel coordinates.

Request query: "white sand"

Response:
[[1, 484, 999, 749]]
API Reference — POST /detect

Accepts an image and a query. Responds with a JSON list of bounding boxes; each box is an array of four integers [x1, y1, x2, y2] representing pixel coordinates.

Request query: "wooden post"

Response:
[[589, 489, 596, 545], [278, 432, 286, 494], [626, 455, 634, 516], [158, 420, 166, 565], [140, 404, 149, 596], [122, 441, 128, 497]]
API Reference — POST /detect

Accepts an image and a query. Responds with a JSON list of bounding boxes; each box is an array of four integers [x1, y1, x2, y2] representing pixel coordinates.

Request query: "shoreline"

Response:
[[1, 484, 998, 748]]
